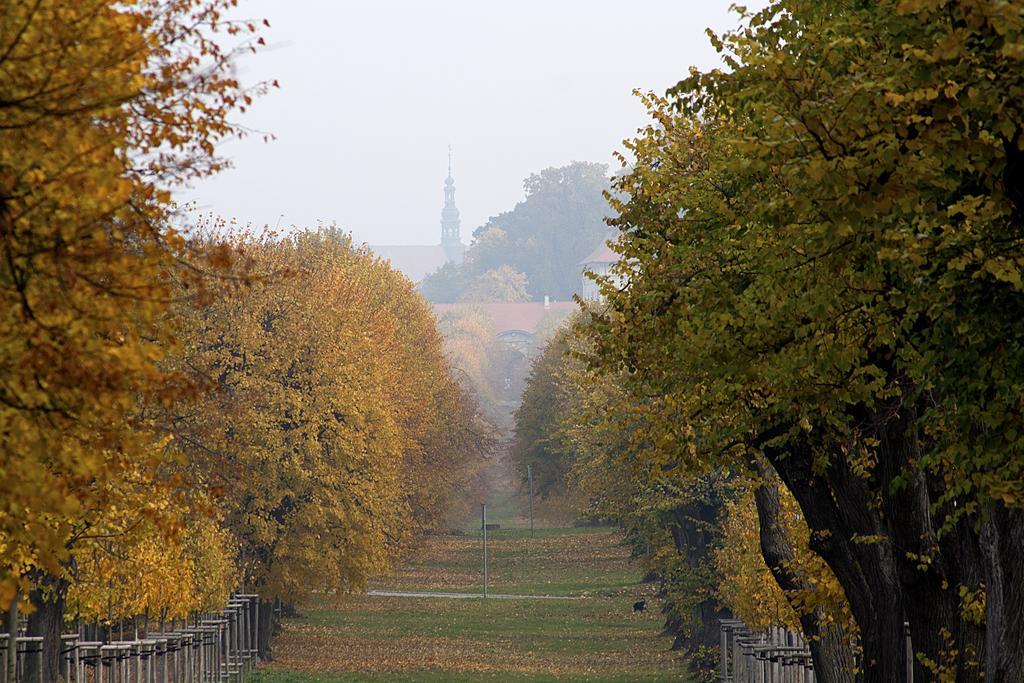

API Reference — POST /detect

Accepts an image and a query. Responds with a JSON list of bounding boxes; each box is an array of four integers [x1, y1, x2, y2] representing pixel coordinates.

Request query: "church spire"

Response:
[[440, 146, 464, 263]]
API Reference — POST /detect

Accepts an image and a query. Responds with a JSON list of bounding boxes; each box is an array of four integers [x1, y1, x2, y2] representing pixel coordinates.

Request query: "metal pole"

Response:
[[481, 503, 488, 598], [527, 464, 534, 537]]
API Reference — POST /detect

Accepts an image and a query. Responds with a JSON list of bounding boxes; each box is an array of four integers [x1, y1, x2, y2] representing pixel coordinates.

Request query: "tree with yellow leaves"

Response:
[[714, 478, 855, 679], [0, 0, 267, 678], [167, 229, 484, 656], [67, 503, 235, 630], [435, 306, 507, 426]]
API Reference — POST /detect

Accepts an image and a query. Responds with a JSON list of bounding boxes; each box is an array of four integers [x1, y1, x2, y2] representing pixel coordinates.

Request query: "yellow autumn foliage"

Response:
[[0, 0, 487, 663], [68, 490, 235, 622], [713, 481, 854, 636], [0, 0, 266, 606], [167, 228, 482, 605], [714, 488, 798, 629]]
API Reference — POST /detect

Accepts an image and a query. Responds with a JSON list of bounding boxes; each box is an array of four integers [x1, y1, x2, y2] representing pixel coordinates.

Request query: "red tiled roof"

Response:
[[371, 245, 449, 282], [433, 301, 578, 335], [579, 242, 618, 266]]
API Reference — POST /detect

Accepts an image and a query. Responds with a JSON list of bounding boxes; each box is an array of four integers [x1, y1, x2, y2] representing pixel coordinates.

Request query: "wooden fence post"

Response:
[[6, 591, 17, 683], [720, 622, 728, 682], [905, 621, 913, 683]]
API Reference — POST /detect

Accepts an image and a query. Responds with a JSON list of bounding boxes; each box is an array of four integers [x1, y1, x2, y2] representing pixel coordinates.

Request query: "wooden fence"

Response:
[[719, 619, 816, 683], [720, 618, 917, 683], [0, 594, 263, 683]]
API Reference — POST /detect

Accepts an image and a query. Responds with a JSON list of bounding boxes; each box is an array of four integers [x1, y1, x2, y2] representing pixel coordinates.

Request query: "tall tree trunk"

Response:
[[24, 572, 68, 683], [257, 599, 275, 661], [768, 437, 909, 682], [983, 506, 1024, 682], [750, 467, 855, 683], [876, 398, 986, 681], [766, 389, 997, 681]]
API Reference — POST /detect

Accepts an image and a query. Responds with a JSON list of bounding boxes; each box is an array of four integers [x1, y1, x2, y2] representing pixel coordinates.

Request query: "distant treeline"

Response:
[[420, 162, 610, 303]]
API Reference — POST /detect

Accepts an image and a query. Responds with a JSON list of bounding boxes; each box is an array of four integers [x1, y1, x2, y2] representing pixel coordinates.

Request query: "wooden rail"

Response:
[[0, 593, 262, 683], [719, 619, 815, 683], [720, 618, 915, 682]]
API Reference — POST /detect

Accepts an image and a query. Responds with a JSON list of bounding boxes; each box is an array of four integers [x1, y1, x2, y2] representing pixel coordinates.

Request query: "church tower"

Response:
[[440, 148, 465, 263]]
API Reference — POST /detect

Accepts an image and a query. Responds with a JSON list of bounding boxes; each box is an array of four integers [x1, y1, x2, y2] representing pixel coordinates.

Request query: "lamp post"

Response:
[[527, 464, 535, 537], [481, 503, 488, 598]]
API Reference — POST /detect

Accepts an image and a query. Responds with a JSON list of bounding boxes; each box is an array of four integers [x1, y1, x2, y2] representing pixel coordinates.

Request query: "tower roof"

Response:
[[440, 147, 462, 251]]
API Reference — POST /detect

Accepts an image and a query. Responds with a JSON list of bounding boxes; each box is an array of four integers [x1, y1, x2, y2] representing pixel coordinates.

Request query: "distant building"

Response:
[[371, 152, 466, 283], [579, 238, 619, 300], [433, 300, 578, 354], [434, 299, 578, 403], [439, 164, 465, 264]]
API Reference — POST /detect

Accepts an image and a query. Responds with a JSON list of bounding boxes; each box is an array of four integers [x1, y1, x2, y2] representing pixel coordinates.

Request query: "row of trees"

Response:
[[0, 2, 484, 680], [514, 329, 850, 676], [517, 0, 1024, 680], [2, 6, 265, 679], [163, 228, 484, 648], [435, 307, 509, 424]]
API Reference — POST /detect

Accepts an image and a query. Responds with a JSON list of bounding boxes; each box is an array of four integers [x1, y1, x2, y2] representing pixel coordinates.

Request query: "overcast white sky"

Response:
[[184, 1, 765, 245]]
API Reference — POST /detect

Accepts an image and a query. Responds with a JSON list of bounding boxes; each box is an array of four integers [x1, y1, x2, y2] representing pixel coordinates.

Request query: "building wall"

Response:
[[580, 262, 611, 300]]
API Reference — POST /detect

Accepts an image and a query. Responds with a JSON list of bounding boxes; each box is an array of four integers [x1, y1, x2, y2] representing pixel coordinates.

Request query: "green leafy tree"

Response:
[[418, 262, 466, 303], [513, 324, 739, 675], [511, 337, 574, 498], [585, 1, 1024, 679]]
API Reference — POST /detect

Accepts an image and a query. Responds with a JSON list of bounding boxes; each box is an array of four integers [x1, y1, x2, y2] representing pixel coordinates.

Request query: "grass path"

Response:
[[249, 526, 689, 682], [367, 590, 581, 600]]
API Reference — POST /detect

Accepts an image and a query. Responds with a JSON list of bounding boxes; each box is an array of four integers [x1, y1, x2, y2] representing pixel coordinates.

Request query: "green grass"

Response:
[[250, 671, 680, 683], [372, 527, 639, 597], [298, 596, 655, 651], [252, 527, 689, 682], [467, 483, 530, 531]]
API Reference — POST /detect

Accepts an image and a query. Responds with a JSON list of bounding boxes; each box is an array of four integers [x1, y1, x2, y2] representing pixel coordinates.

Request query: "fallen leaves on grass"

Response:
[[273, 529, 685, 678]]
